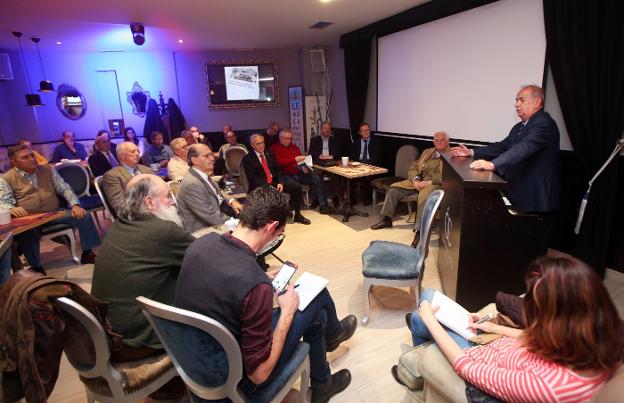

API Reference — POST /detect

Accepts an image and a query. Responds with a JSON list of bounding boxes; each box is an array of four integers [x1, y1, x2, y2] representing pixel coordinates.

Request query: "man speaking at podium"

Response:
[[451, 85, 560, 216]]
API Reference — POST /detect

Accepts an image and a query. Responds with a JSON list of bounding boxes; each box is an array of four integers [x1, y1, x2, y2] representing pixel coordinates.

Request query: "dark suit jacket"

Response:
[[309, 135, 341, 162], [241, 151, 282, 193], [473, 109, 560, 213], [350, 135, 381, 165], [88, 149, 119, 178]]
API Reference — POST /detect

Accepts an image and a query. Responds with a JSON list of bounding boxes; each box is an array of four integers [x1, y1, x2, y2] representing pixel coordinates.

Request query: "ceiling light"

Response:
[[32, 37, 55, 92], [130, 22, 145, 46], [178, 39, 184, 44], [56, 41, 62, 45], [12, 32, 44, 106]]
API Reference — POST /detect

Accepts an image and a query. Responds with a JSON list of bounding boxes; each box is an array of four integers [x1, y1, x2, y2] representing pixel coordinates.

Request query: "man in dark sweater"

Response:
[[91, 174, 194, 357], [175, 187, 357, 402]]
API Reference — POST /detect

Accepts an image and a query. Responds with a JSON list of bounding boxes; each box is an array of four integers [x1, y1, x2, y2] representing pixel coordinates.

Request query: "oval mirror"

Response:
[[56, 83, 87, 120]]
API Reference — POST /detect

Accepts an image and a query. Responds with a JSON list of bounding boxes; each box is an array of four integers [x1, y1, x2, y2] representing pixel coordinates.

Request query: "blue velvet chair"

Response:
[[137, 296, 310, 403], [361, 189, 444, 325]]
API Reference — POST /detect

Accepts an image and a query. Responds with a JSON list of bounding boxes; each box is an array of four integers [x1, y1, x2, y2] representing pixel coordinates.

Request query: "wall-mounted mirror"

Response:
[[205, 60, 279, 109], [56, 84, 87, 120], [127, 81, 150, 117]]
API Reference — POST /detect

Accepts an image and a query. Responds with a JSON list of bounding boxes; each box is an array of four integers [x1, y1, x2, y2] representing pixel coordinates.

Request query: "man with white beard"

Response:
[[91, 174, 194, 359]]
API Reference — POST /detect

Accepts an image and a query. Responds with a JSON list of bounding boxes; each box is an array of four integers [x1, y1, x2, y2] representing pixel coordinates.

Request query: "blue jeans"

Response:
[[282, 171, 327, 206], [240, 288, 342, 395], [15, 209, 101, 268], [409, 288, 475, 350]]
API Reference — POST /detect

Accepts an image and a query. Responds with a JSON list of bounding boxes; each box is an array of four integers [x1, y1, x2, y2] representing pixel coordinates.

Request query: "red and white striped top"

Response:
[[453, 337, 609, 402]]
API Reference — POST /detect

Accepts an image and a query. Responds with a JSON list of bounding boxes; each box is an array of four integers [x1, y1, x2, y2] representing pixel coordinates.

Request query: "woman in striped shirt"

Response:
[[405, 256, 623, 402]]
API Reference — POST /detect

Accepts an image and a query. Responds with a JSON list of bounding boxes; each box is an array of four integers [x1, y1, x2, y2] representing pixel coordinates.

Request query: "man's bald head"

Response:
[[117, 141, 140, 166], [432, 131, 450, 151]]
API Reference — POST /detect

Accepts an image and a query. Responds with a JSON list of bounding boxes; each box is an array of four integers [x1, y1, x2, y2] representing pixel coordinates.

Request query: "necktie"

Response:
[[363, 140, 369, 161], [260, 154, 273, 184], [107, 152, 118, 167], [132, 168, 139, 176]]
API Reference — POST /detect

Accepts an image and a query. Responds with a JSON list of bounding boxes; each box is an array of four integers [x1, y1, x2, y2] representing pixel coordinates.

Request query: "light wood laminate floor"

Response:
[[39, 204, 624, 403]]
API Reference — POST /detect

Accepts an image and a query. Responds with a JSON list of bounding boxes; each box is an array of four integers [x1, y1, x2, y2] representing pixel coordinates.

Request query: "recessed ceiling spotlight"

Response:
[[319, 0, 332, 3], [178, 39, 184, 44], [56, 41, 62, 45]]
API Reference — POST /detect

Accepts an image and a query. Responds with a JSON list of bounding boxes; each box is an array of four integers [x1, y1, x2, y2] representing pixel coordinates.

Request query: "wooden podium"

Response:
[[437, 154, 545, 311]]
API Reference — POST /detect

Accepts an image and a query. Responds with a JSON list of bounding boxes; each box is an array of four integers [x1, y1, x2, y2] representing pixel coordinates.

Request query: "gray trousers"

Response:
[[381, 187, 417, 218]]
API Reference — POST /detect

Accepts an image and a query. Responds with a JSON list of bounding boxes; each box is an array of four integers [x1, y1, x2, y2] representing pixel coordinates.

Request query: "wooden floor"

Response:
[[42, 204, 624, 403]]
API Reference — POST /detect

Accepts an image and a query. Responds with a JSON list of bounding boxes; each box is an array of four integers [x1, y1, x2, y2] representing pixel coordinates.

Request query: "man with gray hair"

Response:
[[92, 174, 194, 358], [451, 85, 560, 215], [371, 131, 451, 246], [102, 141, 152, 217], [177, 143, 243, 233], [167, 137, 189, 182]]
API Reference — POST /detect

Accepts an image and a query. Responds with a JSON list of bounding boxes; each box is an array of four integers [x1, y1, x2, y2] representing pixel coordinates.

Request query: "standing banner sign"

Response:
[[288, 86, 306, 151]]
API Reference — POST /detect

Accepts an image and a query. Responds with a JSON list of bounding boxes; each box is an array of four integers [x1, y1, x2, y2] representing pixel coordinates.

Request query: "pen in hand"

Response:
[[475, 312, 496, 324]]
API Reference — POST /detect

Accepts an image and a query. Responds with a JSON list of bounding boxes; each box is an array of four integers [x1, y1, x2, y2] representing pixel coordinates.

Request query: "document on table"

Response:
[[431, 290, 477, 340], [294, 272, 329, 311]]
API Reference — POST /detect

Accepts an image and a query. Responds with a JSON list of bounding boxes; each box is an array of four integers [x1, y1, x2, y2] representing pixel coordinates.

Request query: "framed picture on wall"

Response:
[[108, 119, 125, 138]]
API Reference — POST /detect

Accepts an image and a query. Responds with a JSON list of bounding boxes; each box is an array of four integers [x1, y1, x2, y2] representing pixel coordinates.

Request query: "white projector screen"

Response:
[[377, 0, 547, 143]]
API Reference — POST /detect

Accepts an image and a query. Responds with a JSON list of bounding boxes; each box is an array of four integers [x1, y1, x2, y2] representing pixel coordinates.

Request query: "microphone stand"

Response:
[[574, 138, 624, 234]]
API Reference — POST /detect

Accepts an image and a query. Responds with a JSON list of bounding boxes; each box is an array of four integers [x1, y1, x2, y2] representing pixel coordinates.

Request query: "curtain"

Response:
[[543, 0, 624, 276], [343, 38, 372, 141]]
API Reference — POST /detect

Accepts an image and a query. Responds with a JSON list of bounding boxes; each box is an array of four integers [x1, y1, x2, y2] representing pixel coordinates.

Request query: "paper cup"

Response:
[[341, 157, 349, 166], [0, 210, 11, 225]]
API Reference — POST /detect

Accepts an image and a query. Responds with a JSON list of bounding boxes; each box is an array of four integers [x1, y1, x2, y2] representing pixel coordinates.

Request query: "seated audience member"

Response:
[[0, 145, 101, 271], [91, 174, 194, 360], [242, 134, 310, 225], [349, 123, 380, 205], [222, 123, 232, 136], [88, 132, 119, 177], [218, 130, 248, 158], [50, 131, 88, 162], [102, 142, 152, 216], [123, 126, 144, 154], [95, 130, 118, 155], [177, 143, 242, 233], [399, 255, 623, 401], [263, 121, 281, 149], [167, 138, 189, 182], [271, 128, 330, 214], [142, 131, 173, 167], [309, 122, 340, 163], [175, 186, 357, 402], [371, 131, 450, 244], [15, 140, 48, 165]]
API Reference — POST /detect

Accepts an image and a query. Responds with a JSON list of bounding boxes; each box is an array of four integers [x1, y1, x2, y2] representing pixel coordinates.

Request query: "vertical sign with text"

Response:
[[288, 86, 305, 151]]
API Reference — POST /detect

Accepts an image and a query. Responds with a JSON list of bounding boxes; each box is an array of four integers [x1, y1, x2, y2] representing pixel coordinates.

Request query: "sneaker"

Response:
[[326, 315, 357, 352], [80, 250, 97, 264], [311, 369, 352, 403]]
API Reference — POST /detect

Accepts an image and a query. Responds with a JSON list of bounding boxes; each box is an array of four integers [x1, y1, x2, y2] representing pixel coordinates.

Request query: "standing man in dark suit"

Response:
[[89, 132, 119, 177], [451, 85, 560, 244], [241, 134, 310, 225], [349, 122, 380, 205], [176, 143, 243, 233], [309, 122, 341, 163]]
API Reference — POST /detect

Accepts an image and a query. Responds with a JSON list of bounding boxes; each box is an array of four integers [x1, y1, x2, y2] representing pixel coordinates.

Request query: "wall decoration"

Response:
[[205, 60, 279, 109], [305, 95, 327, 150], [108, 119, 125, 138], [127, 81, 150, 117], [56, 83, 87, 120], [288, 86, 305, 151]]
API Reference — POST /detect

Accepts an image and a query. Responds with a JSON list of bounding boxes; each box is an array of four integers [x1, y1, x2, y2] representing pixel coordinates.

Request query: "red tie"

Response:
[[260, 154, 273, 184]]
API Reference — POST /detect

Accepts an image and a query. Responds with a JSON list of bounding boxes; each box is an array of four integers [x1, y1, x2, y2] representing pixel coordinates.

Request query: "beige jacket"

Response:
[[390, 146, 449, 189]]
